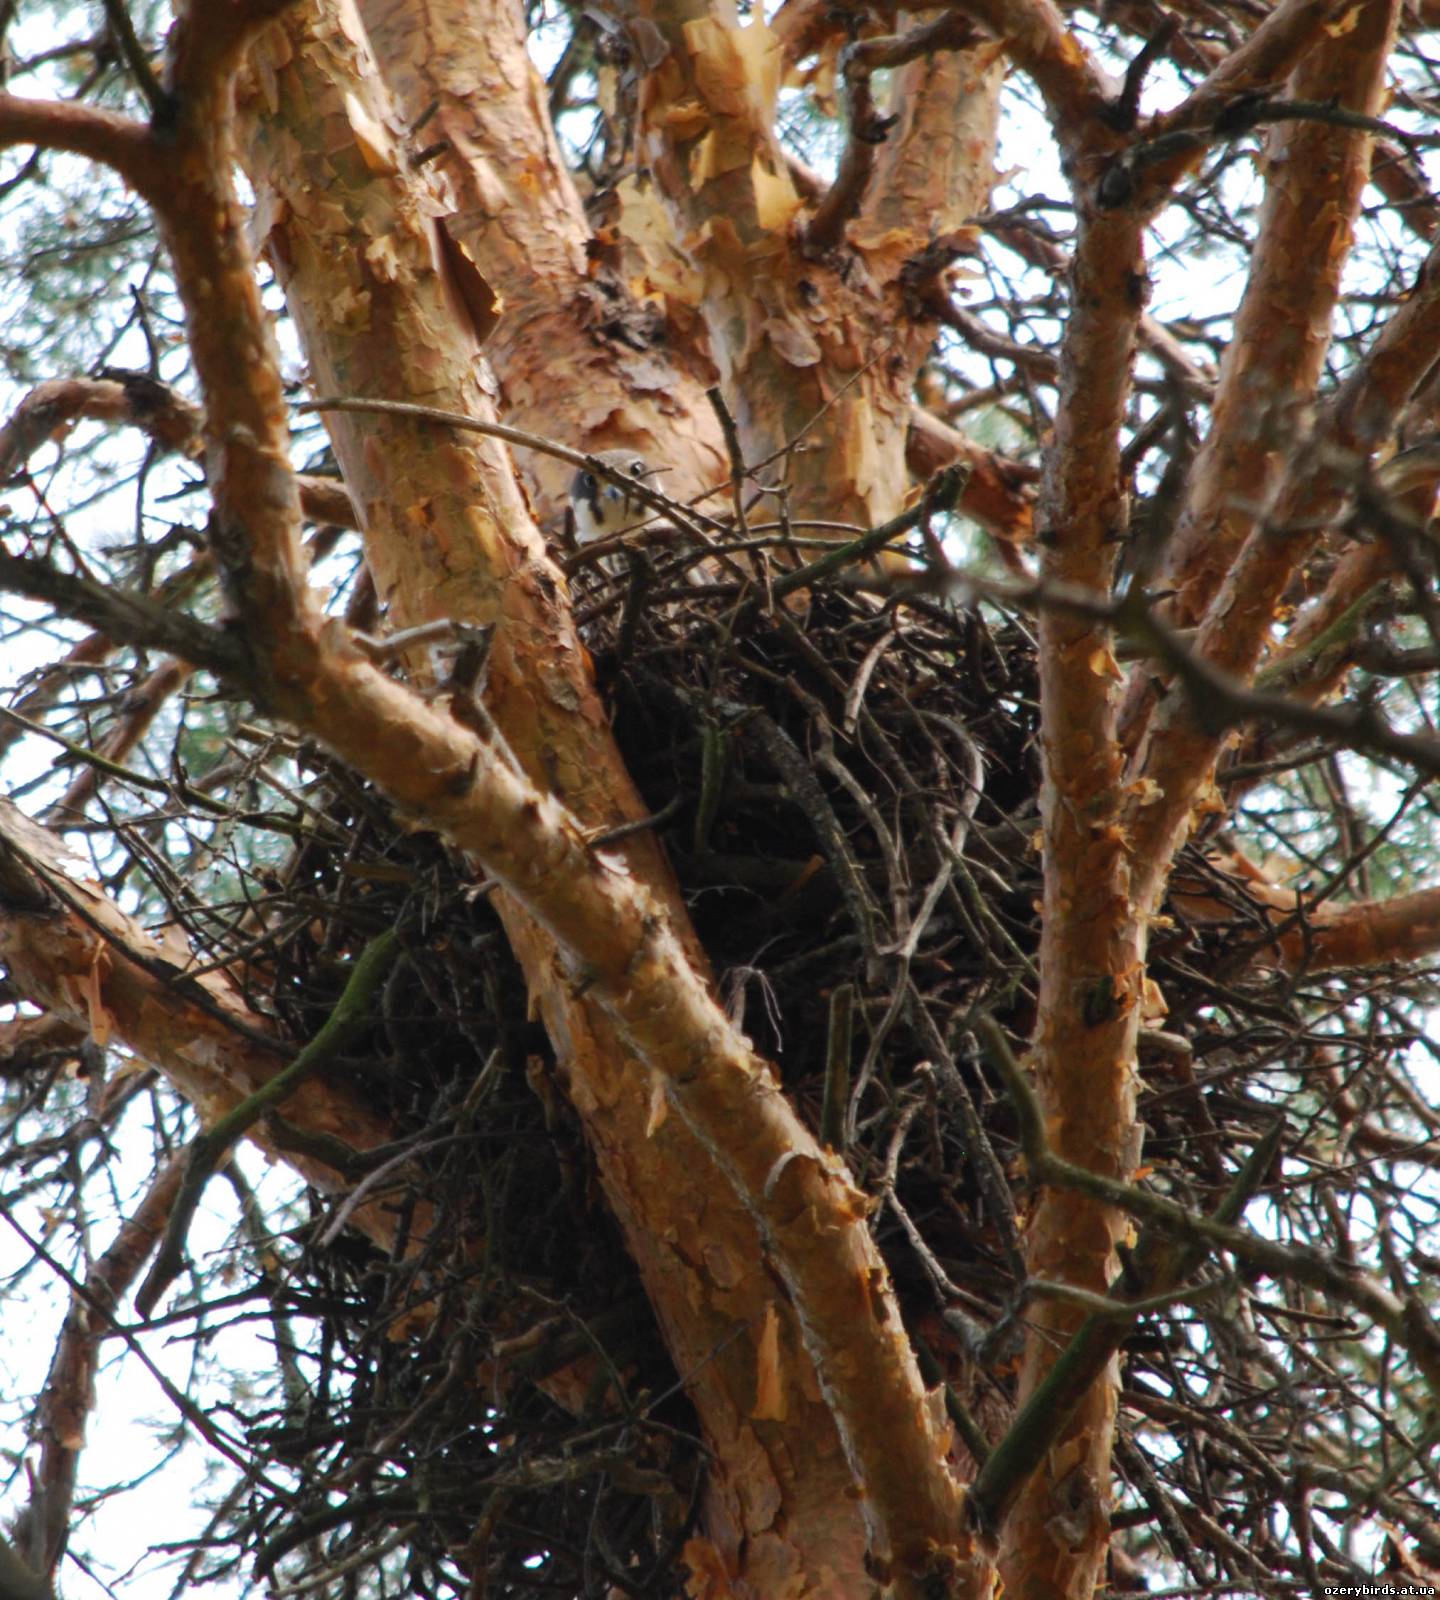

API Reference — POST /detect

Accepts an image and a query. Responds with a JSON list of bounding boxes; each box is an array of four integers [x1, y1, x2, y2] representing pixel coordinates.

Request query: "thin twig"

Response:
[[135, 929, 402, 1316], [99, 0, 171, 121]]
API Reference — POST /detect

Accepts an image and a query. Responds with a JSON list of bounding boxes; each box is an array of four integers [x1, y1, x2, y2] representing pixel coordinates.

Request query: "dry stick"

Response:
[[1112, 14, 1181, 129], [23, 1152, 187, 1580], [1130, 96, 1435, 187], [706, 384, 750, 537], [819, 982, 854, 1152], [908, 998, 1026, 1285], [0, 497, 350, 766], [1145, 0, 1354, 148], [134, 928, 401, 1316], [744, 711, 881, 964], [44, 656, 190, 824], [252, 1443, 643, 1580], [0, 549, 244, 678], [98, 0, 169, 119], [0, 1205, 266, 1483], [0, 705, 324, 846], [1118, 591, 1440, 779], [770, 462, 971, 601], [927, 562, 1440, 781], [1112, 1431, 1209, 1584], [0, 631, 111, 763], [973, 1014, 1440, 1399], [971, 1015, 1288, 1536], [301, 396, 727, 545]]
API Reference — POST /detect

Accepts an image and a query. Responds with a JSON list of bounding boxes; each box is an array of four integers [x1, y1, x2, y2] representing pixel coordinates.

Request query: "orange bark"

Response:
[[631, 0, 1002, 532], [225, 5, 969, 1591], [354, 0, 728, 521], [1171, 848, 1440, 975], [0, 796, 410, 1251], [1000, 201, 1146, 1600], [907, 403, 1038, 549]]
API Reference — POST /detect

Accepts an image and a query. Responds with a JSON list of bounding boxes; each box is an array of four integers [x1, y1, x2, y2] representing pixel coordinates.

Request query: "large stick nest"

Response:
[[126, 560, 1439, 1597]]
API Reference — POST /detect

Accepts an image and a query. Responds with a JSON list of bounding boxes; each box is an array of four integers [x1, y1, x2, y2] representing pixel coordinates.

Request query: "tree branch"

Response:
[[0, 550, 249, 679], [135, 929, 401, 1317], [981, 1015, 1440, 1395], [20, 1155, 186, 1581], [1123, 0, 1404, 912], [300, 395, 726, 548], [1149, 0, 1356, 150], [971, 1013, 1283, 1534], [1121, 592, 1440, 779], [0, 374, 358, 530], [98, 0, 170, 121], [0, 92, 162, 201]]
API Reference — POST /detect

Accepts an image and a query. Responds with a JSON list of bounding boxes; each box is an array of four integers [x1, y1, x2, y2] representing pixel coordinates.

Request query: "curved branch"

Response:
[[0, 93, 162, 201], [801, 40, 890, 255], [984, 1016, 1440, 1394], [0, 795, 417, 1254], [1136, 1, 1402, 645], [947, 0, 1113, 139]]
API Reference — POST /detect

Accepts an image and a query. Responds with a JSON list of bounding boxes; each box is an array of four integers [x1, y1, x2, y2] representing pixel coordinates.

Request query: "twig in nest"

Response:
[[770, 462, 971, 600], [135, 929, 403, 1317], [819, 983, 854, 1152]]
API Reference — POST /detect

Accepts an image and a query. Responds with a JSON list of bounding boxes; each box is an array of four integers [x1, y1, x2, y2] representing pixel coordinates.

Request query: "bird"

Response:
[[568, 450, 657, 557]]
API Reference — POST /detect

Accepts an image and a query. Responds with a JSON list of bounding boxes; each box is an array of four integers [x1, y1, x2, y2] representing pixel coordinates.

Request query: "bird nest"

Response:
[[184, 556, 1438, 1597]]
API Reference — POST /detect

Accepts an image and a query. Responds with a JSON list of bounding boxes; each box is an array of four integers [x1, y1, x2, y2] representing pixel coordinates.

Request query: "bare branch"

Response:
[[1150, 0, 1354, 149], [0, 92, 161, 200], [0, 550, 247, 678], [947, 0, 1114, 139]]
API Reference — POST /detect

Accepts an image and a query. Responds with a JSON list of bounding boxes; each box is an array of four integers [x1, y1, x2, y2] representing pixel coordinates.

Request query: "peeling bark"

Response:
[[229, 4, 968, 1590], [354, 0, 729, 520]]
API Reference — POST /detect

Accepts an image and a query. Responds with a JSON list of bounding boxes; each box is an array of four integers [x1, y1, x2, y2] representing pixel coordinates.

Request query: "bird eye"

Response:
[[581, 472, 596, 491], [629, 459, 645, 477]]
